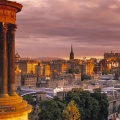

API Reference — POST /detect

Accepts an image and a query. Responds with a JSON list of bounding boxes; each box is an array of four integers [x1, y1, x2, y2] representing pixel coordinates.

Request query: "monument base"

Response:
[[0, 96, 32, 120], [0, 114, 28, 120]]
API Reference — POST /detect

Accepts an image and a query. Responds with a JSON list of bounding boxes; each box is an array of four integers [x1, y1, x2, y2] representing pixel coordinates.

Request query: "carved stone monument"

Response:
[[0, 0, 32, 120]]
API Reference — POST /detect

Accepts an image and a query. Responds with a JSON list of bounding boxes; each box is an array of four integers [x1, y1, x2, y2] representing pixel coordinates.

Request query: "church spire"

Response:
[[70, 44, 74, 60]]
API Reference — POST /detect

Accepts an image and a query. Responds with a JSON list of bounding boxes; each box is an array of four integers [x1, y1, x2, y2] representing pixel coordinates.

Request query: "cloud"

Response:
[[9, 0, 120, 58]]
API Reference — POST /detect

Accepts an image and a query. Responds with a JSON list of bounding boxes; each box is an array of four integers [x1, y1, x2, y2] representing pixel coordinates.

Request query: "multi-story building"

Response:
[[50, 60, 67, 77], [61, 63, 67, 72], [36, 62, 43, 76], [67, 59, 82, 74], [85, 59, 94, 75], [43, 64, 50, 77], [80, 58, 95, 76], [104, 51, 120, 59], [21, 73, 37, 87], [99, 51, 120, 71], [17, 59, 40, 74]]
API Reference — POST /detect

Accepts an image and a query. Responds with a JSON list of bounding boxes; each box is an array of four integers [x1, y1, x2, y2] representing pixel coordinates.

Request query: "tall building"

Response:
[[43, 64, 50, 77], [36, 62, 43, 76], [104, 51, 120, 59], [101, 51, 120, 71], [70, 45, 74, 60], [18, 59, 40, 74], [21, 73, 37, 88], [0, 0, 31, 120], [50, 60, 67, 75], [85, 59, 94, 75]]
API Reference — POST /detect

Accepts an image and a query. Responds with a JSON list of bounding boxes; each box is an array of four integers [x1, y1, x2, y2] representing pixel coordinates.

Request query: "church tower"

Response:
[[70, 45, 74, 60]]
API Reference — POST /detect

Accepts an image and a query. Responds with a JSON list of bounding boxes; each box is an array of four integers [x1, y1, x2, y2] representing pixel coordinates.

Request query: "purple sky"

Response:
[[11, 0, 120, 59]]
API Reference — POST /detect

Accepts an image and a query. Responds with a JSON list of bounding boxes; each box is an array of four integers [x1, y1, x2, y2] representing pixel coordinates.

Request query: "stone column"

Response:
[[0, 23, 9, 97], [8, 24, 17, 96]]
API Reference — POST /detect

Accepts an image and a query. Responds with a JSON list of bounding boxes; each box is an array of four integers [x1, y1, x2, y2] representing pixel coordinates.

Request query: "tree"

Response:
[[37, 88, 108, 120], [72, 88, 83, 93], [64, 90, 100, 120], [62, 100, 80, 120], [65, 89, 108, 120], [118, 105, 120, 113], [93, 88, 102, 93], [23, 94, 34, 105], [91, 88, 109, 120], [78, 91, 99, 120], [38, 100, 65, 120]]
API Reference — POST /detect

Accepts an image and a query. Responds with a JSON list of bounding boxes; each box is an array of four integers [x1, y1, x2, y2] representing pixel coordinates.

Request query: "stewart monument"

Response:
[[0, 0, 32, 120]]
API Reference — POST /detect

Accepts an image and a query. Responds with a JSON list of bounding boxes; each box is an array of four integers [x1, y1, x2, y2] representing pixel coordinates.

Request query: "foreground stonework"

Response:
[[0, 0, 32, 119], [0, 96, 31, 120]]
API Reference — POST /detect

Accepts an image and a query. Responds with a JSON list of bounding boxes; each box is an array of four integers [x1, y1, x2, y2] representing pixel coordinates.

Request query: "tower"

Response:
[[70, 45, 74, 60], [0, 0, 32, 120]]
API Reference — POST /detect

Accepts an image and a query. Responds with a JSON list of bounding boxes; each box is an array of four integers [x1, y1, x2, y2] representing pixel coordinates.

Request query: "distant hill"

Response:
[[35, 57, 65, 61]]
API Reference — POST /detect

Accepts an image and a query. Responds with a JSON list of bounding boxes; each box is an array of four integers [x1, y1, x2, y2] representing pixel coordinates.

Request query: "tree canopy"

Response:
[[38, 100, 65, 120], [23, 94, 34, 105], [91, 88, 109, 120], [37, 88, 109, 120], [62, 100, 80, 120], [118, 105, 120, 113]]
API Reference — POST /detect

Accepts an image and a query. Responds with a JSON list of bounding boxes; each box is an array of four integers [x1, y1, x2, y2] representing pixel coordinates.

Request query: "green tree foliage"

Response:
[[118, 105, 120, 113], [54, 97, 66, 114], [72, 88, 83, 93], [79, 91, 99, 120], [37, 88, 109, 120], [93, 88, 102, 93], [38, 100, 65, 120], [91, 88, 109, 120], [62, 100, 80, 120], [23, 94, 34, 105], [65, 90, 100, 120]]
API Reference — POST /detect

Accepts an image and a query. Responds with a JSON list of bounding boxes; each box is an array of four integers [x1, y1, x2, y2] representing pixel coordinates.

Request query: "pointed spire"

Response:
[[70, 44, 74, 60]]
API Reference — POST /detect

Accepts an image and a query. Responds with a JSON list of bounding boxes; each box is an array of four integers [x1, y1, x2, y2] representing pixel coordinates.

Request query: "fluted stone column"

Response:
[[0, 23, 9, 97], [8, 24, 17, 96], [0, 1, 32, 120]]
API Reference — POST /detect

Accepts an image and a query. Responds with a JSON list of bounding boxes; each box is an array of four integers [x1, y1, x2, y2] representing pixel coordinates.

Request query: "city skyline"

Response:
[[11, 0, 120, 59]]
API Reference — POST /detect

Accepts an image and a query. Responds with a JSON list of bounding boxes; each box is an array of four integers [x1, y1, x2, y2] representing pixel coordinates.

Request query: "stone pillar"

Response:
[[8, 24, 17, 96], [0, 23, 9, 97]]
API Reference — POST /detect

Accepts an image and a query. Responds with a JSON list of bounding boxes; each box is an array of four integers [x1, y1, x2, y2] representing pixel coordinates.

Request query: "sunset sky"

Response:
[[11, 0, 120, 59]]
